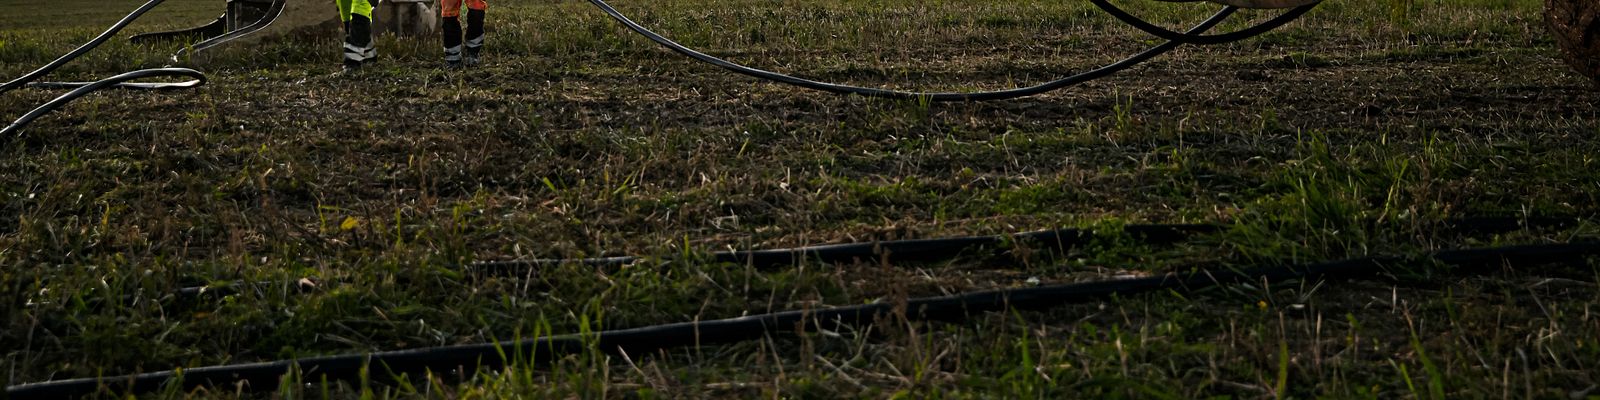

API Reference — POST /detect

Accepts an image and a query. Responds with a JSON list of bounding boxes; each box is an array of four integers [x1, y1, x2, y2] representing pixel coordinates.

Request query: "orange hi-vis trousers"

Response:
[[442, 0, 488, 18]]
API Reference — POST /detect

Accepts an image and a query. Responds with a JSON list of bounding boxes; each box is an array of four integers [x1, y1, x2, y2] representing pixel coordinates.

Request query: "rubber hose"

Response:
[[1, 0, 206, 137], [8, 240, 1597, 398], [469, 216, 1580, 275], [3, 68, 205, 137], [590, 0, 1243, 101], [469, 223, 1218, 273], [177, 0, 289, 57], [1092, 0, 1320, 45], [40, 216, 1581, 304]]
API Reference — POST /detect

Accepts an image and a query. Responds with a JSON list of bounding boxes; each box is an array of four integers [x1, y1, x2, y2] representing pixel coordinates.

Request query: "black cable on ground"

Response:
[[466, 216, 1581, 275], [3, 0, 1308, 136], [3, 68, 205, 136], [1092, 0, 1319, 45], [176, 0, 288, 58], [0, 0, 206, 137], [2, 0, 1573, 396], [9, 240, 1597, 398], [468, 223, 1218, 273], [29, 215, 1579, 306], [591, 0, 1259, 101]]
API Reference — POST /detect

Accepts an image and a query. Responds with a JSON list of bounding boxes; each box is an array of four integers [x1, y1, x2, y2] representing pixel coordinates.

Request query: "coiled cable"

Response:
[[1, 0, 206, 137]]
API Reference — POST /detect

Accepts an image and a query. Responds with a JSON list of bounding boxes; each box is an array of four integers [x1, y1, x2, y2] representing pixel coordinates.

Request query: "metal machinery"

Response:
[[376, 0, 440, 36], [127, 0, 439, 58], [127, 0, 271, 44]]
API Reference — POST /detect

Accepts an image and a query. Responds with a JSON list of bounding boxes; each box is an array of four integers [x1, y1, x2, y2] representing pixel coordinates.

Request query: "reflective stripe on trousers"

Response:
[[345, 42, 376, 62]]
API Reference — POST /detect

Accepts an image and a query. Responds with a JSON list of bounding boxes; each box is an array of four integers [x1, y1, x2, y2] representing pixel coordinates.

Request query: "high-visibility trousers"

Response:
[[337, 0, 375, 64], [443, 0, 488, 18], [336, 0, 373, 22], [442, 0, 488, 63]]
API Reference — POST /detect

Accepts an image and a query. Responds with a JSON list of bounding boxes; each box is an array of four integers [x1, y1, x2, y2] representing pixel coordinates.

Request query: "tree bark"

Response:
[[1548, 0, 1600, 84]]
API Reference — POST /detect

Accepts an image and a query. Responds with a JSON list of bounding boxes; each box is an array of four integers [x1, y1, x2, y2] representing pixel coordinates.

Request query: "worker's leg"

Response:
[[341, 0, 376, 71], [442, 0, 464, 67], [463, 0, 488, 66]]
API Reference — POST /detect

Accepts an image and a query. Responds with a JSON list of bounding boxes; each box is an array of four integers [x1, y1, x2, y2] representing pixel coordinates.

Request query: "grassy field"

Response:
[[3, 0, 1600, 398]]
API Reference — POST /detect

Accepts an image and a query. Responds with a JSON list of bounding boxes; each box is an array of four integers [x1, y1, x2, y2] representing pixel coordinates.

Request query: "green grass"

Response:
[[3, 0, 1600, 398]]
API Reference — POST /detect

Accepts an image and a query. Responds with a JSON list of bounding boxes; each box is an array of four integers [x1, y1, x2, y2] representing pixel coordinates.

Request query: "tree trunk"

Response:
[[1547, 0, 1600, 84]]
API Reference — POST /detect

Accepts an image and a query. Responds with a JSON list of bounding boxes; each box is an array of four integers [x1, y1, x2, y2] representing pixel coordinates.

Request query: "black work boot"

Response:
[[442, 15, 463, 69], [343, 14, 375, 73], [464, 8, 485, 67]]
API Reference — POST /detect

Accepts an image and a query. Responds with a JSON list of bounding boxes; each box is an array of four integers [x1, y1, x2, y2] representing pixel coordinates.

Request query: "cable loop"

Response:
[[590, 0, 1320, 101], [1092, 0, 1319, 45], [1, 0, 206, 137]]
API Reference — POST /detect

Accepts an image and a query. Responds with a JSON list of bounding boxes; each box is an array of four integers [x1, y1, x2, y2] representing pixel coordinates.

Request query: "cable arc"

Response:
[[590, 0, 1243, 101], [0, 0, 208, 137], [3, 68, 206, 137], [1092, 0, 1319, 45]]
